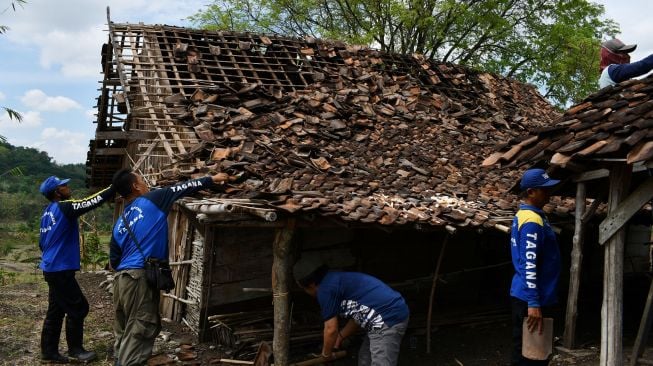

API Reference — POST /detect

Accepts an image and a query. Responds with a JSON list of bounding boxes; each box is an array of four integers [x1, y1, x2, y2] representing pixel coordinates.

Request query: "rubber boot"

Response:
[[41, 319, 69, 363], [65, 318, 97, 363]]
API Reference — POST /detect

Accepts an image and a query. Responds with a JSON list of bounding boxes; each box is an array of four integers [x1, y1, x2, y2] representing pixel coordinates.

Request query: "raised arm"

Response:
[[58, 185, 116, 218]]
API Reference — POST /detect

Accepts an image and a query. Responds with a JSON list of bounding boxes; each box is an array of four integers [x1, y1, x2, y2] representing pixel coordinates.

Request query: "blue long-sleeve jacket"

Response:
[[110, 177, 213, 270], [509, 204, 561, 307], [39, 186, 115, 272], [599, 54, 653, 88]]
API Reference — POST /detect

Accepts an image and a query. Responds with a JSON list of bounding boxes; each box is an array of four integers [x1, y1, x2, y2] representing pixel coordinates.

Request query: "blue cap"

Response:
[[39, 176, 70, 196], [520, 169, 560, 191]]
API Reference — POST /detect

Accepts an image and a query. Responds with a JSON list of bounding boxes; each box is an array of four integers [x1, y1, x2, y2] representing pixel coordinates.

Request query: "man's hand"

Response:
[[527, 307, 543, 334], [211, 172, 229, 184]]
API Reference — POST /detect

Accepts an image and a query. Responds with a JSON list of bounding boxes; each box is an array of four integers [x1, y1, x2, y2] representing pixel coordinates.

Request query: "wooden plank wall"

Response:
[[182, 229, 206, 333], [162, 206, 193, 321], [205, 227, 356, 309]]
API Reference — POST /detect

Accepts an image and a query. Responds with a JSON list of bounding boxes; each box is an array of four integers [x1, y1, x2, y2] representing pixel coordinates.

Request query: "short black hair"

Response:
[[296, 264, 329, 288], [112, 168, 137, 197], [45, 190, 57, 202]]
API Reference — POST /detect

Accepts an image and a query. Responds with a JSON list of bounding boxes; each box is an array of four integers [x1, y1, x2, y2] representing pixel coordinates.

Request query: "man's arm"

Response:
[[109, 234, 122, 270], [58, 185, 116, 218], [609, 54, 653, 83], [519, 219, 545, 333], [321, 316, 339, 359], [335, 318, 360, 348], [146, 173, 229, 212]]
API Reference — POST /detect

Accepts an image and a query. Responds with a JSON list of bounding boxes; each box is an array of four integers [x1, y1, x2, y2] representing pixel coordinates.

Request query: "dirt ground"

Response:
[[0, 270, 613, 366]]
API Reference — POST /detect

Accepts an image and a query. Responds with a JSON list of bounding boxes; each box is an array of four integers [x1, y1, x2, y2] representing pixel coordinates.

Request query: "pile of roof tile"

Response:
[[162, 47, 559, 228]]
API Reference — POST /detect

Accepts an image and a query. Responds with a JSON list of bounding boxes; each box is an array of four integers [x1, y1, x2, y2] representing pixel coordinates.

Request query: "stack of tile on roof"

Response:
[[483, 74, 653, 170], [153, 38, 559, 228]]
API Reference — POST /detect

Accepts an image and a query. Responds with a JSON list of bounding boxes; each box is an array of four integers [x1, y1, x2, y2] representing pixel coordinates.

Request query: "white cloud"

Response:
[[0, 110, 42, 129], [85, 109, 97, 122], [2, 0, 202, 79], [20, 89, 81, 112], [34, 127, 89, 164], [0, 91, 5, 101]]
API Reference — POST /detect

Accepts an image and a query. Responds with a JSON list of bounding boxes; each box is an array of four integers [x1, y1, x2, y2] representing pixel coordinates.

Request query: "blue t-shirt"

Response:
[[509, 204, 561, 307], [39, 186, 115, 272], [317, 271, 409, 331], [110, 177, 213, 270]]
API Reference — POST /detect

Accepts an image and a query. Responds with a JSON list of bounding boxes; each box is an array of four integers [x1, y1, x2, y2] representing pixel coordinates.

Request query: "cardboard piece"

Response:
[[522, 317, 553, 360]]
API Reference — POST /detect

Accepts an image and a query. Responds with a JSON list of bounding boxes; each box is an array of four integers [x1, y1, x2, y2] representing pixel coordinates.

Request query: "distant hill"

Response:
[[0, 141, 87, 194], [0, 141, 114, 228]]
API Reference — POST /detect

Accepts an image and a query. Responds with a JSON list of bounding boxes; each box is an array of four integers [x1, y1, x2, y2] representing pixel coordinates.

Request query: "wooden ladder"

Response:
[[630, 276, 653, 366]]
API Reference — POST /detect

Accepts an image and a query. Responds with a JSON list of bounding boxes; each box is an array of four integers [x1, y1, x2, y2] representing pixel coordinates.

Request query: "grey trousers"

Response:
[[358, 319, 409, 366], [113, 269, 161, 366]]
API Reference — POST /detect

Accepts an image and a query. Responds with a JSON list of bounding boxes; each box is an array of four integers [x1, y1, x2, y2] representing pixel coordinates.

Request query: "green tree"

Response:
[[1, 0, 26, 141], [189, 0, 618, 107]]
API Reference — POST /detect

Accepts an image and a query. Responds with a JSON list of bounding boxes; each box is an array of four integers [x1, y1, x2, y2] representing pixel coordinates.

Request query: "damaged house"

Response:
[[86, 19, 569, 362]]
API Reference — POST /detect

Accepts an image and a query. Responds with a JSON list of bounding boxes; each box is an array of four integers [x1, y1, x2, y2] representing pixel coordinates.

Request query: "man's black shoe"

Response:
[[68, 349, 97, 363], [41, 352, 69, 364]]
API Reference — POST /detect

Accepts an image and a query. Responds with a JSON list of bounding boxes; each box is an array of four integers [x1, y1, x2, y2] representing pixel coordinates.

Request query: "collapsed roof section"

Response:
[[87, 22, 559, 229]]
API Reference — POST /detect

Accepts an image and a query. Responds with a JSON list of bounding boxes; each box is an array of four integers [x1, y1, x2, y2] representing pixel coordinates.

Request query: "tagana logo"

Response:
[[118, 206, 145, 235], [40, 211, 56, 233], [542, 173, 550, 179]]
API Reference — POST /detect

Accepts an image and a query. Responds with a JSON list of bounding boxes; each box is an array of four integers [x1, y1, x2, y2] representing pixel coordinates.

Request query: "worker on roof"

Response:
[[38, 176, 115, 363], [294, 256, 409, 366], [110, 169, 229, 366], [599, 38, 653, 88], [509, 168, 561, 365]]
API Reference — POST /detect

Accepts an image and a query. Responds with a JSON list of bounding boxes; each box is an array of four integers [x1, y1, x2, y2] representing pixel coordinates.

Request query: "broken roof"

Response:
[[87, 23, 559, 229]]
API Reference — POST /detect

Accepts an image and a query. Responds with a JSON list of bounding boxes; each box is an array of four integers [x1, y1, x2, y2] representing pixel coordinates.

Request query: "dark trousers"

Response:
[[511, 297, 551, 366], [41, 270, 90, 355]]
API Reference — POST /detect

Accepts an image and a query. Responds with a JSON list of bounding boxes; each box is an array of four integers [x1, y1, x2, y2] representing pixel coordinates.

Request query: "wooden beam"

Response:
[[573, 163, 648, 183], [600, 163, 632, 366], [599, 176, 653, 245], [272, 218, 296, 366], [563, 182, 586, 349], [629, 279, 653, 366], [95, 130, 155, 140], [94, 148, 126, 156]]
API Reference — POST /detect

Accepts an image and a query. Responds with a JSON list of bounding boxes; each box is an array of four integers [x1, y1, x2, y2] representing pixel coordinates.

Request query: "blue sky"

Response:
[[0, 0, 651, 164]]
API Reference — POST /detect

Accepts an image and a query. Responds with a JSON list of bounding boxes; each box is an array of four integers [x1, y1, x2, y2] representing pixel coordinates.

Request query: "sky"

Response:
[[0, 0, 651, 165]]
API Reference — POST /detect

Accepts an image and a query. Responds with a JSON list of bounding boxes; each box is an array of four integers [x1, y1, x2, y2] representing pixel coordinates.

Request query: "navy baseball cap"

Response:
[[520, 169, 560, 191], [39, 176, 70, 196]]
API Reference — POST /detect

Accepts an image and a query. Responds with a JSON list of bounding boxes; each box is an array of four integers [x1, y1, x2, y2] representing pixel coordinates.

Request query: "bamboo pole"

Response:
[[563, 182, 586, 349], [600, 163, 632, 366], [272, 218, 296, 366], [426, 233, 451, 354]]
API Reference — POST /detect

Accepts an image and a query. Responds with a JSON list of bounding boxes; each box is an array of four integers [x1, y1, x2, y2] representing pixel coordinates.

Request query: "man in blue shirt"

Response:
[[510, 168, 561, 365], [294, 257, 409, 366], [110, 169, 228, 366], [599, 38, 653, 88], [38, 176, 115, 363]]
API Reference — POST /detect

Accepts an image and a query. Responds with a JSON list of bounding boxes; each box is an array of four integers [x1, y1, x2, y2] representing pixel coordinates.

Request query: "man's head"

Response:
[[40, 176, 71, 201], [112, 168, 149, 199], [602, 38, 637, 54], [293, 256, 328, 297], [519, 168, 560, 209], [600, 38, 636, 71]]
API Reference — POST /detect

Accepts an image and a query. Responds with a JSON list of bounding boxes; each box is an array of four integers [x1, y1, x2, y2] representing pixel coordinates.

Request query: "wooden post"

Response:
[[563, 182, 586, 349], [272, 218, 296, 366], [629, 278, 653, 366], [600, 164, 632, 366], [426, 232, 451, 354]]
